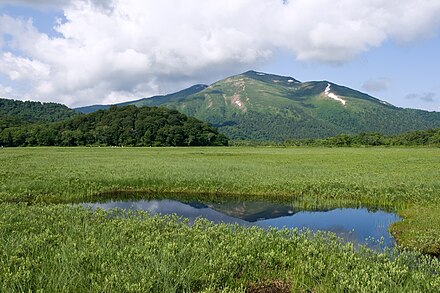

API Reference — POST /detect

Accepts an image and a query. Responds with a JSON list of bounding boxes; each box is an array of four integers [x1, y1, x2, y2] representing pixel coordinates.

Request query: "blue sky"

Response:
[[0, 0, 439, 111], [260, 39, 440, 111]]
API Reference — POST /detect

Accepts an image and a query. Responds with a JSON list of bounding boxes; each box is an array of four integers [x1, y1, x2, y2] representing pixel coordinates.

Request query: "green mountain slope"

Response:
[[76, 71, 440, 141]]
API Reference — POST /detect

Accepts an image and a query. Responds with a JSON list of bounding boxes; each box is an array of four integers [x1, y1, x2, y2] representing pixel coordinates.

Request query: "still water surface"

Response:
[[82, 198, 400, 249]]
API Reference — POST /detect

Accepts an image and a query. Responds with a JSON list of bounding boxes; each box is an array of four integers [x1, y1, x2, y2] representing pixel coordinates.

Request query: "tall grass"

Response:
[[1, 204, 439, 292], [1, 147, 439, 207]]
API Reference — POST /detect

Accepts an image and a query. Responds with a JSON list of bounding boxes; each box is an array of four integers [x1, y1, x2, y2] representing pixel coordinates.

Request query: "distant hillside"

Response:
[[281, 128, 440, 147], [76, 84, 208, 114], [0, 105, 228, 147], [76, 71, 440, 141], [0, 98, 77, 123]]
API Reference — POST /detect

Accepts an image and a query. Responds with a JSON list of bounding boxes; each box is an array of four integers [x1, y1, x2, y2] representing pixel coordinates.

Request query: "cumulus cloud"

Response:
[[0, 0, 111, 10], [0, 83, 12, 96], [405, 92, 437, 103], [362, 78, 391, 93], [0, 52, 50, 81], [0, 0, 440, 106]]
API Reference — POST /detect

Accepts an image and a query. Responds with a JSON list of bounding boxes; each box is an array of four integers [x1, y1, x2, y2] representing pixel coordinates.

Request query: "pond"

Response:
[[81, 198, 401, 249]]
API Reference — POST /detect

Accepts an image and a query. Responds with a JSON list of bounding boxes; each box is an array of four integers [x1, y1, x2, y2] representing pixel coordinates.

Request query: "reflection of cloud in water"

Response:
[[84, 200, 248, 225], [141, 201, 159, 213], [82, 200, 400, 249]]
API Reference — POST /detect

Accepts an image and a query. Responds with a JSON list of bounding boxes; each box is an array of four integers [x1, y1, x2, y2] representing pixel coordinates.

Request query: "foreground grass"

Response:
[[1, 147, 440, 290], [1, 204, 439, 292], [391, 205, 440, 256]]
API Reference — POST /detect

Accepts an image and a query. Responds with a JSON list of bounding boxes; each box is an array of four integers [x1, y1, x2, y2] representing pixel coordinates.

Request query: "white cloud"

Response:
[[0, 83, 12, 96], [362, 78, 391, 93], [0, 0, 111, 11], [406, 92, 437, 103], [0, 0, 440, 106], [0, 52, 50, 81]]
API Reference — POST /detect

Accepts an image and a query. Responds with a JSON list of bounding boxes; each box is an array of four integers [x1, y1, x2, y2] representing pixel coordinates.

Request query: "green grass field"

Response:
[[1, 147, 439, 291]]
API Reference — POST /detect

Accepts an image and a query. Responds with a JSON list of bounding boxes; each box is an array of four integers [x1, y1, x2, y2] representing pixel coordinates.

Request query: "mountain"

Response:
[[0, 105, 228, 147], [76, 71, 440, 141]]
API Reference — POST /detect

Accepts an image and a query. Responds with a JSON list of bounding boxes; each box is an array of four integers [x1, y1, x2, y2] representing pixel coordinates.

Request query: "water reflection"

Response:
[[82, 199, 400, 248]]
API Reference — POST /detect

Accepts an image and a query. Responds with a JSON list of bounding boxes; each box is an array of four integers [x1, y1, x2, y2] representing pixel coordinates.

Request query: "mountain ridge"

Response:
[[75, 84, 208, 114], [76, 70, 400, 113]]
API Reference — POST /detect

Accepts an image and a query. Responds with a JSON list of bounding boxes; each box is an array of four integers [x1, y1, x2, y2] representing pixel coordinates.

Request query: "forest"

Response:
[[0, 98, 77, 123], [0, 105, 228, 147], [283, 129, 440, 147], [230, 128, 440, 147]]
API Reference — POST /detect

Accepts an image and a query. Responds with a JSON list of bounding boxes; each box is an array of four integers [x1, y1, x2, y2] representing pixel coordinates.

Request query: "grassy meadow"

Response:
[[1, 146, 440, 291]]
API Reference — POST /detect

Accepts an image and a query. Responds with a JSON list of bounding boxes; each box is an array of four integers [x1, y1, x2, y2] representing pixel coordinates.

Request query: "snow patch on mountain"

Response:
[[229, 94, 247, 112], [324, 83, 346, 106]]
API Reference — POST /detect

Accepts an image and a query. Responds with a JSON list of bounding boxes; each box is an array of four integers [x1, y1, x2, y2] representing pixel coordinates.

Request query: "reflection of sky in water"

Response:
[[82, 200, 400, 249], [257, 208, 399, 248]]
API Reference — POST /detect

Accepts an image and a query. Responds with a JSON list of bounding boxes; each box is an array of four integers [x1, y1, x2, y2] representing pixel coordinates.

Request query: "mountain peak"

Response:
[[240, 70, 300, 84], [188, 84, 209, 91]]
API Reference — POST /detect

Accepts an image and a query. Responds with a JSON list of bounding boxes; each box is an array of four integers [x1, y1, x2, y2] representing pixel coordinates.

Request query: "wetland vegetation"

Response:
[[1, 146, 440, 291]]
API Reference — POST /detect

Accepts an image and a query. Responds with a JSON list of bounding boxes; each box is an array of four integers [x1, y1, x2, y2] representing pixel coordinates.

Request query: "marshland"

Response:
[[1, 147, 439, 292]]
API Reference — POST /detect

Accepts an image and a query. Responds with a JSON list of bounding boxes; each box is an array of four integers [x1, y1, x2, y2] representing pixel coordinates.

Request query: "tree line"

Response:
[[287, 129, 440, 147], [0, 105, 228, 147], [231, 129, 440, 147]]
